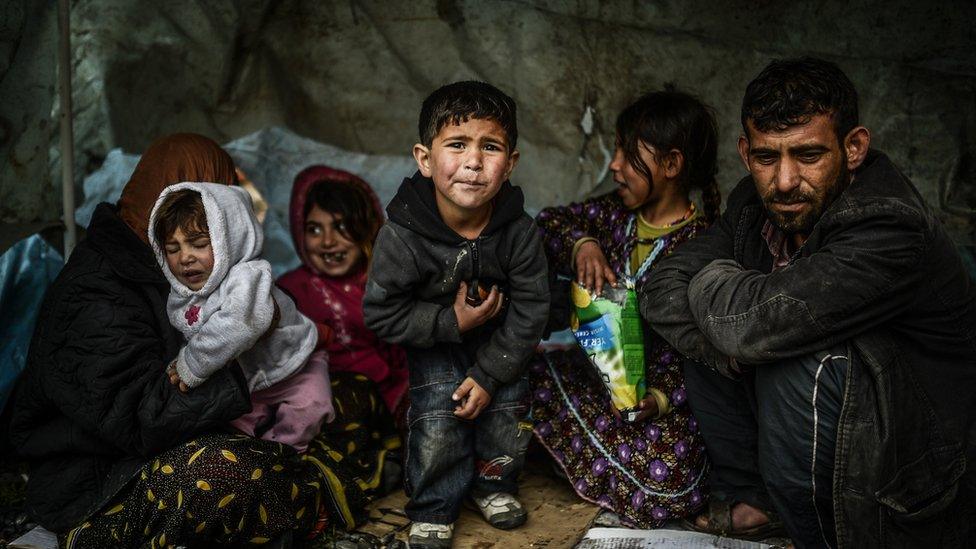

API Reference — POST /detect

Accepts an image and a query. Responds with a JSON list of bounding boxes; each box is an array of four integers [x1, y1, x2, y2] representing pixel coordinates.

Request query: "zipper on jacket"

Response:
[[466, 239, 482, 304]]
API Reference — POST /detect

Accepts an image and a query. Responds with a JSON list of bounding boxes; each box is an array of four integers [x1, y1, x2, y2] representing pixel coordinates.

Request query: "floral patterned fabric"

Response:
[[531, 191, 709, 527]]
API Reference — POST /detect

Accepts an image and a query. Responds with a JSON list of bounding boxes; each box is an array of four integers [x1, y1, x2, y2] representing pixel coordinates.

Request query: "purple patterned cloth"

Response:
[[531, 191, 709, 527]]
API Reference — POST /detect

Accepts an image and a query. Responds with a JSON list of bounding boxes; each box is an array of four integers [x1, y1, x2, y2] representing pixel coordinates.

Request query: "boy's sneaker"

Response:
[[408, 521, 454, 548], [469, 492, 527, 529]]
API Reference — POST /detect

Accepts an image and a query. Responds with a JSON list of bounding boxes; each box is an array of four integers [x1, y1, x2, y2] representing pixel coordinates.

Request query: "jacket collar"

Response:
[[386, 171, 525, 244]]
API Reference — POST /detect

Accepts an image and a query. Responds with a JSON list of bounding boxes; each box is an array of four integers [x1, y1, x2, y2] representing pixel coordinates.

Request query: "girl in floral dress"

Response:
[[531, 90, 721, 527]]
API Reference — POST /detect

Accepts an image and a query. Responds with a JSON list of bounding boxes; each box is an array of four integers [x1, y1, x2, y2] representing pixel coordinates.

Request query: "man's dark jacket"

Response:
[[641, 150, 976, 547], [362, 172, 550, 396], [8, 203, 250, 532]]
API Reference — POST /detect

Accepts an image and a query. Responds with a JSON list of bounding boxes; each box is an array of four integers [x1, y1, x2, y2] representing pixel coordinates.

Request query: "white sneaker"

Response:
[[408, 521, 454, 548], [470, 492, 528, 530]]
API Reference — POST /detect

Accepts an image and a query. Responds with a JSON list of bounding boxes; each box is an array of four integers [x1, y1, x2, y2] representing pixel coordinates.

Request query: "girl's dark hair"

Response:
[[304, 180, 381, 262], [153, 189, 209, 246], [616, 89, 721, 223]]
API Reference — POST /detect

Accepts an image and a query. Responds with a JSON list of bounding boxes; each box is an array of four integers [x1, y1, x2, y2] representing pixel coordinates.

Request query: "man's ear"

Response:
[[843, 126, 871, 171], [413, 143, 433, 177], [736, 135, 751, 172], [505, 149, 520, 180]]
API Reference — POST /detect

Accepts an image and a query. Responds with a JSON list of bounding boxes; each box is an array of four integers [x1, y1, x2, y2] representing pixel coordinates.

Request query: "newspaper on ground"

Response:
[[576, 528, 776, 549], [8, 526, 57, 549]]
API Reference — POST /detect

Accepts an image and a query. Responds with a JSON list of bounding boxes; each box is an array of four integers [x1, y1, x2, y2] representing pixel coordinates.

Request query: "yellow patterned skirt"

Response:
[[61, 372, 399, 548]]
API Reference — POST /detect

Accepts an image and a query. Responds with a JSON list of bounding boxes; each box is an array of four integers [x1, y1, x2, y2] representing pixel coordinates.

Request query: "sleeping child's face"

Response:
[[304, 205, 363, 277], [164, 226, 215, 290]]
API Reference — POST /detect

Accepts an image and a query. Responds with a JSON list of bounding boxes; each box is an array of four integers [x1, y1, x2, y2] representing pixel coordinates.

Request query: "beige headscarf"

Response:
[[117, 133, 237, 244]]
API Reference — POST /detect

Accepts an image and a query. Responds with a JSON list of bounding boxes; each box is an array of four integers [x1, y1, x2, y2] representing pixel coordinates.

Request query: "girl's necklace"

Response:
[[634, 203, 695, 245]]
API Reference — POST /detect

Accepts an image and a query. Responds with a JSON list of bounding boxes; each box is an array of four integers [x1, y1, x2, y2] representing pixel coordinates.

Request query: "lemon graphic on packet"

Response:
[[571, 282, 592, 307]]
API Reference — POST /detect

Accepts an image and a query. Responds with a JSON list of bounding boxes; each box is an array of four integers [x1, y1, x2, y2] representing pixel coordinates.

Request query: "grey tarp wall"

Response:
[[3, 0, 976, 248]]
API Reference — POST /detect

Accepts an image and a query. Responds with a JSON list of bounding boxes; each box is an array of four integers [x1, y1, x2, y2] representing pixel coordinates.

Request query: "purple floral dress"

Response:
[[531, 191, 709, 528]]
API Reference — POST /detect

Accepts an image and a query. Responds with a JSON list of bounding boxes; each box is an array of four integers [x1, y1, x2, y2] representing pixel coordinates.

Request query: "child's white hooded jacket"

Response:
[[149, 182, 317, 392]]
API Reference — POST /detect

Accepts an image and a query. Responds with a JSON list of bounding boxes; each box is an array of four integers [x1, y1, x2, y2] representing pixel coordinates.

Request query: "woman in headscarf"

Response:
[[9, 134, 376, 547]]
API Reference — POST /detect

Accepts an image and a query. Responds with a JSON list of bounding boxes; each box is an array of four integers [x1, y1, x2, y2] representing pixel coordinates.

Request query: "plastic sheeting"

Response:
[[959, 245, 976, 281], [0, 235, 63, 411], [75, 126, 416, 276]]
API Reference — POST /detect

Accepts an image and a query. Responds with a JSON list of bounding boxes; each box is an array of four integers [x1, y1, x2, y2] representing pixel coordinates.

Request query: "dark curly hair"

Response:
[[418, 81, 518, 150], [741, 57, 859, 141]]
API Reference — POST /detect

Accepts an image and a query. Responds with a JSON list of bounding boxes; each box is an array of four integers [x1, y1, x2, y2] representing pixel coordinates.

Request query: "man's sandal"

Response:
[[681, 499, 788, 541]]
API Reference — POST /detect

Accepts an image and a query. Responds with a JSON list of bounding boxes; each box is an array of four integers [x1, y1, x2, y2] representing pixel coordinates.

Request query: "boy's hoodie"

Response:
[[363, 171, 550, 396], [149, 182, 317, 392], [277, 166, 408, 412]]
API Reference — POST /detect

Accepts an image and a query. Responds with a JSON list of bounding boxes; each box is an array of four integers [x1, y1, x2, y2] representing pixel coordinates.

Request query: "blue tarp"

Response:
[[0, 234, 63, 411], [959, 245, 976, 281]]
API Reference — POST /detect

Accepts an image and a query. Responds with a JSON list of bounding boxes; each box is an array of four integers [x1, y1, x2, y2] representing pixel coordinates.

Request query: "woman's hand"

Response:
[[453, 281, 505, 334], [575, 240, 617, 295]]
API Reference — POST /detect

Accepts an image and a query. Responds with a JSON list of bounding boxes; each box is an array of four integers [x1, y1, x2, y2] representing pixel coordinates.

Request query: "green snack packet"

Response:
[[570, 281, 647, 421]]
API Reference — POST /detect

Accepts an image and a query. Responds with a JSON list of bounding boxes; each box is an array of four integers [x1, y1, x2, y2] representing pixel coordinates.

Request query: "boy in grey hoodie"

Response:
[[363, 82, 549, 548], [149, 182, 332, 452]]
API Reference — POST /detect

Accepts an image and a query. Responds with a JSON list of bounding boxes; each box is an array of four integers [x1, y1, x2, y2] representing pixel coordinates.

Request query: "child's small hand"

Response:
[[614, 394, 658, 423], [575, 240, 617, 295], [453, 376, 491, 419], [453, 281, 505, 334], [166, 363, 189, 393]]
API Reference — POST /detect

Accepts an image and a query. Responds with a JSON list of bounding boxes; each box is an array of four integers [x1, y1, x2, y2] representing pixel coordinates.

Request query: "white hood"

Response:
[[149, 182, 263, 297]]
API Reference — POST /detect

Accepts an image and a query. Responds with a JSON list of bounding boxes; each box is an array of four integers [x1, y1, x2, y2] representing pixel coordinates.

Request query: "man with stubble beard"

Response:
[[641, 57, 976, 548]]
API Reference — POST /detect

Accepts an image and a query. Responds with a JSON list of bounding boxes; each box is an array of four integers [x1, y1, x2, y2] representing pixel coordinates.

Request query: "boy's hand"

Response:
[[166, 363, 189, 393], [575, 240, 617, 295], [453, 376, 491, 419], [453, 281, 504, 334]]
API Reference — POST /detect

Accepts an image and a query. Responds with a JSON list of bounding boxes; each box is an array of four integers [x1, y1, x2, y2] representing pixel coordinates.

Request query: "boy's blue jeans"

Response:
[[403, 337, 531, 525]]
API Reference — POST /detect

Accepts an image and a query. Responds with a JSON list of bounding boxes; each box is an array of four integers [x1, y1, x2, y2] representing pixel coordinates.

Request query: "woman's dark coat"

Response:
[[9, 203, 249, 532]]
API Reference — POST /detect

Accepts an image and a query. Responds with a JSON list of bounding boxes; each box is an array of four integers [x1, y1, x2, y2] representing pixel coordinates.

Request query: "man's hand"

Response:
[[453, 281, 505, 334], [576, 240, 617, 295], [453, 376, 491, 419], [166, 363, 189, 393]]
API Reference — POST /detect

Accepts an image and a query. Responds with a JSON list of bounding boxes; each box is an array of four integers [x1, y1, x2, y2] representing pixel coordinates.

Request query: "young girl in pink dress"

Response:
[[278, 165, 409, 418]]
